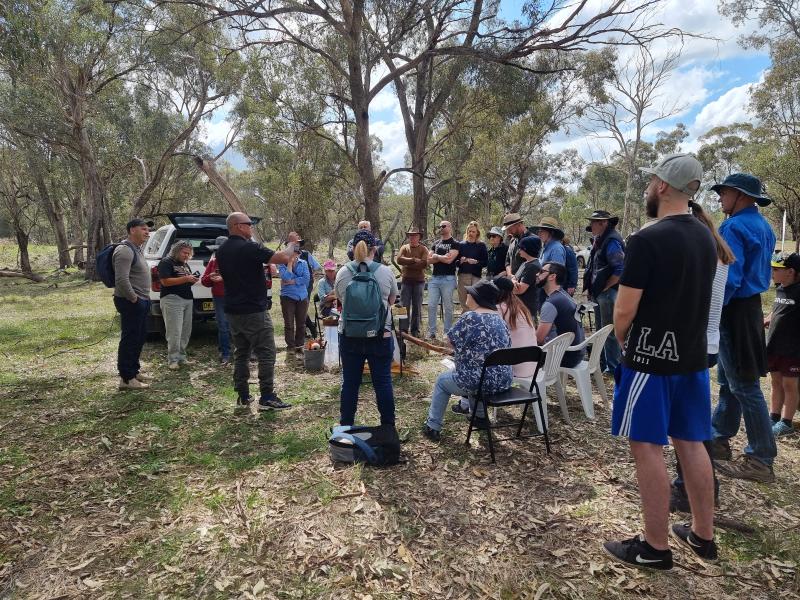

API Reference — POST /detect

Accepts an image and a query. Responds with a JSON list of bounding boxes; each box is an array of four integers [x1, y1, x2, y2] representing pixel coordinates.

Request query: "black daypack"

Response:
[[96, 241, 138, 288], [329, 425, 401, 466]]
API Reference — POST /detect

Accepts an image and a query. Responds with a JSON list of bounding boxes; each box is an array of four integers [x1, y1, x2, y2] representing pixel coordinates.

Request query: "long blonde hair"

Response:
[[463, 220, 481, 242]]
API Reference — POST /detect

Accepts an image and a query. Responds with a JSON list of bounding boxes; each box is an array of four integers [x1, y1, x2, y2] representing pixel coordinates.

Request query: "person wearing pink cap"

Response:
[[317, 259, 339, 317]]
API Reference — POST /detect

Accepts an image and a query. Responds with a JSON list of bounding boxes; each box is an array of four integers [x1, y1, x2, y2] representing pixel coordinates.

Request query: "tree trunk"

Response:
[[69, 184, 85, 266], [620, 160, 636, 235], [193, 155, 261, 243], [76, 123, 110, 281], [29, 161, 72, 269]]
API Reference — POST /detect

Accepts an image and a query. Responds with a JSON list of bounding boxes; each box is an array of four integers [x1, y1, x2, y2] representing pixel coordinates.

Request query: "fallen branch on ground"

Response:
[[0, 269, 45, 282]]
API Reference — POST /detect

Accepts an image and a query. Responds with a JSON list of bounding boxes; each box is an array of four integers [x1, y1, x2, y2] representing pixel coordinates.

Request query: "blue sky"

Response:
[[203, 0, 770, 172]]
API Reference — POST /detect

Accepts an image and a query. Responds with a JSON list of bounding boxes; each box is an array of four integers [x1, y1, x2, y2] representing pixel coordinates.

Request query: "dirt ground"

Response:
[[1, 255, 799, 599]]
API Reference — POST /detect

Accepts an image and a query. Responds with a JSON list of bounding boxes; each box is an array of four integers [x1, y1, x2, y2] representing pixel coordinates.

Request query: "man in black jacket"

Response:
[[584, 210, 625, 373]]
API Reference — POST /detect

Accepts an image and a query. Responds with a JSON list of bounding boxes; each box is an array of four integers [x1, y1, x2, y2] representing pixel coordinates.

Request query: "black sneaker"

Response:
[[422, 425, 441, 442], [235, 396, 252, 412], [451, 402, 470, 415], [259, 395, 292, 410], [670, 523, 718, 563], [602, 535, 673, 571]]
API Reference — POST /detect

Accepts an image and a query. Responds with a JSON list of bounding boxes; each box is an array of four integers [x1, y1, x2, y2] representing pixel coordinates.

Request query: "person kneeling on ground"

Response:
[[766, 253, 800, 437], [422, 280, 512, 442]]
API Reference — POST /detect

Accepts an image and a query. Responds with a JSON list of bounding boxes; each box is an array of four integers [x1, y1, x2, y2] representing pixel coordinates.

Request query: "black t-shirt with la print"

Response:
[[619, 215, 717, 375]]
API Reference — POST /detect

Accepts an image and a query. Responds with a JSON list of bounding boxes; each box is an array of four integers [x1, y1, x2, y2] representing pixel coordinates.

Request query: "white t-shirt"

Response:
[[334, 260, 398, 331], [707, 262, 728, 355]]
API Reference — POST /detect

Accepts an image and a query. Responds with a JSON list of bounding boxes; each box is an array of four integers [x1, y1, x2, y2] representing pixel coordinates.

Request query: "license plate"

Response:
[[202, 301, 214, 312]]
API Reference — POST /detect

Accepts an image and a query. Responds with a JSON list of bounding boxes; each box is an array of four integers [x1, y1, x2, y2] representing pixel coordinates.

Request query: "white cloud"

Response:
[[371, 118, 407, 168], [691, 81, 756, 135]]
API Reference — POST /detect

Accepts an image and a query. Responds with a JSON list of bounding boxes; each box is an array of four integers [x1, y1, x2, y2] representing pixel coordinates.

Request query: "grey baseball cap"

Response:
[[640, 153, 703, 196]]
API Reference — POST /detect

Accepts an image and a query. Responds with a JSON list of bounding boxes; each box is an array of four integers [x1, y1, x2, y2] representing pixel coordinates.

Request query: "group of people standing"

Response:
[[110, 167, 799, 575]]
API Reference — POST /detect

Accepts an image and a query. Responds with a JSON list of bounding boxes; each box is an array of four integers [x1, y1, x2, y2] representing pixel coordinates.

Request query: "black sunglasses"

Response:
[[238, 221, 253, 226]]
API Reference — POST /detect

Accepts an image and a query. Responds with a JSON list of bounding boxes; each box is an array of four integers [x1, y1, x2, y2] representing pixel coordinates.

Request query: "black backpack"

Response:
[[96, 241, 138, 288], [329, 425, 401, 466]]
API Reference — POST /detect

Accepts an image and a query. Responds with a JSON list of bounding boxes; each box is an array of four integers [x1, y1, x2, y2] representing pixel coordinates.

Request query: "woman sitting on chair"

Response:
[[494, 276, 538, 378], [422, 280, 512, 442]]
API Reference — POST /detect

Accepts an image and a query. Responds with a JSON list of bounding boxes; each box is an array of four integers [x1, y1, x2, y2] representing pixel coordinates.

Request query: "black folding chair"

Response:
[[466, 346, 549, 463]]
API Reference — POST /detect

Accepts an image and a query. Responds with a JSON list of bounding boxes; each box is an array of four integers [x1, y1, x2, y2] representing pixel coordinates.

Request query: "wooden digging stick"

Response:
[[400, 332, 453, 355]]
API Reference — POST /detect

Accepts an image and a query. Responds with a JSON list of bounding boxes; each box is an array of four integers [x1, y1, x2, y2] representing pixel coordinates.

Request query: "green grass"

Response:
[[2, 241, 800, 599]]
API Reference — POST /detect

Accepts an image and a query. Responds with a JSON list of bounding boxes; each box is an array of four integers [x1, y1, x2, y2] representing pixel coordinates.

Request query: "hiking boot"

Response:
[[669, 484, 691, 514], [168, 362, 180, 370], [422, 424, 441, 442], [235, 396, 252, 413], [259, 395, 292, 410], [179, 358, 195, 366], [135, 373, 153, 382], [716, 454, 775, 483], [602, 534, 673, 571], [709, 438, 732, 461], [119, 377, 149, 390], [773, 420, 794, 437], [451, 402, 470, 415], [670, 523, 718, 563]]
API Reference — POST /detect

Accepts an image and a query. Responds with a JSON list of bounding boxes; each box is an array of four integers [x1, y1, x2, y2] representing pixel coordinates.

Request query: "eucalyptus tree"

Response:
[[585, 44, 684, 234], [153, 0, 683, 236]]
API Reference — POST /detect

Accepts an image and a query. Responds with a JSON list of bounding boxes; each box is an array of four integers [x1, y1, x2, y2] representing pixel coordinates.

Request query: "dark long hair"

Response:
[[493, 276, 533, 330]]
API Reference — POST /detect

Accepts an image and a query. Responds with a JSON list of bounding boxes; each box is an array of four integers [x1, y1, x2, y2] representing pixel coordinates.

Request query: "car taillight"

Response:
[[151, 265, 161, 292]]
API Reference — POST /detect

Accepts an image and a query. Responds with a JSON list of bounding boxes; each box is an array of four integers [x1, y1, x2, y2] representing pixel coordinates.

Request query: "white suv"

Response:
[[143, 213, 266, 333]]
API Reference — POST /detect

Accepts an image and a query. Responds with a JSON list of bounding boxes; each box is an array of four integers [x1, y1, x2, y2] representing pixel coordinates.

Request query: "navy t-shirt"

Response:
[[458, 241, 488, 277]]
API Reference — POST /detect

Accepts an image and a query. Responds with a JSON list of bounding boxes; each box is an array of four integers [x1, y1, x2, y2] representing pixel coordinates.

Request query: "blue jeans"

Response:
[[595, 287, 621, 371], [339, 335, 395, 426], [426, 370, 485, 432], [114, 296, 150, 382], [428, 275, 456, 336], [712, 325, 777, 466], [213, 297, 231, 359]]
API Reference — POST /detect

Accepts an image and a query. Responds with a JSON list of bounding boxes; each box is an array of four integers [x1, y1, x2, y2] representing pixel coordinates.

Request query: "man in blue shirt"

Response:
[[710, 173, 778, 484], [535, 217, 567, 265]]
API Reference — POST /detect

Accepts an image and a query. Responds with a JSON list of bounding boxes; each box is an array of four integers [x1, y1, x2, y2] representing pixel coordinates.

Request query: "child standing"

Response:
[[766, 253, 800, 437]]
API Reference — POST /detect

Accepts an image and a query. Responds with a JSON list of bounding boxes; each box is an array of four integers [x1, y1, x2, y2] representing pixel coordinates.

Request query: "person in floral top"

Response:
[[423, 280, 512, 441]]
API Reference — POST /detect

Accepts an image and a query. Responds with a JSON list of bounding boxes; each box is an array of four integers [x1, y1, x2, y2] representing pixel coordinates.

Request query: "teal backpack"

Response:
[[341, 261, 386, 338]]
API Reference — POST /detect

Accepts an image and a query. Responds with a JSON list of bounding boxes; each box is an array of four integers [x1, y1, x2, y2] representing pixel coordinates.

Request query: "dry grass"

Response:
[[1, 244, 799, 599]]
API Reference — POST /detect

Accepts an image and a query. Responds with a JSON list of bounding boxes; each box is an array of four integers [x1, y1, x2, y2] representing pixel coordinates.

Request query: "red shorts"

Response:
[[768, 355, 800, 377]]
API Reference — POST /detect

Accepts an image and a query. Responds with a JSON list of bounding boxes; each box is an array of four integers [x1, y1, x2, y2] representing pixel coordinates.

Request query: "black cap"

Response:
[[518, 235, 542, 258], [465, 279, 500, 311], [126, 218, 153, 231]]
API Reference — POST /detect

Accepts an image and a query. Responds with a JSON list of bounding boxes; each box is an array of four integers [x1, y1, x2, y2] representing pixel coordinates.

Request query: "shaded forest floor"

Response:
[[1, 245, 800, 599]]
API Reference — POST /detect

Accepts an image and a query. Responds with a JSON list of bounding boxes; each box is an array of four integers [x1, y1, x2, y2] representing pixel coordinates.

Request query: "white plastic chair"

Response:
[[558, 324, 614, 420], [514, 332, 574, 432]]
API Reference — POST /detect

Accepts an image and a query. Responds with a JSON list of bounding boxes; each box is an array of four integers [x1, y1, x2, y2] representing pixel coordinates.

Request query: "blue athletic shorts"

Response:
[[611, 365, 711, 445]]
